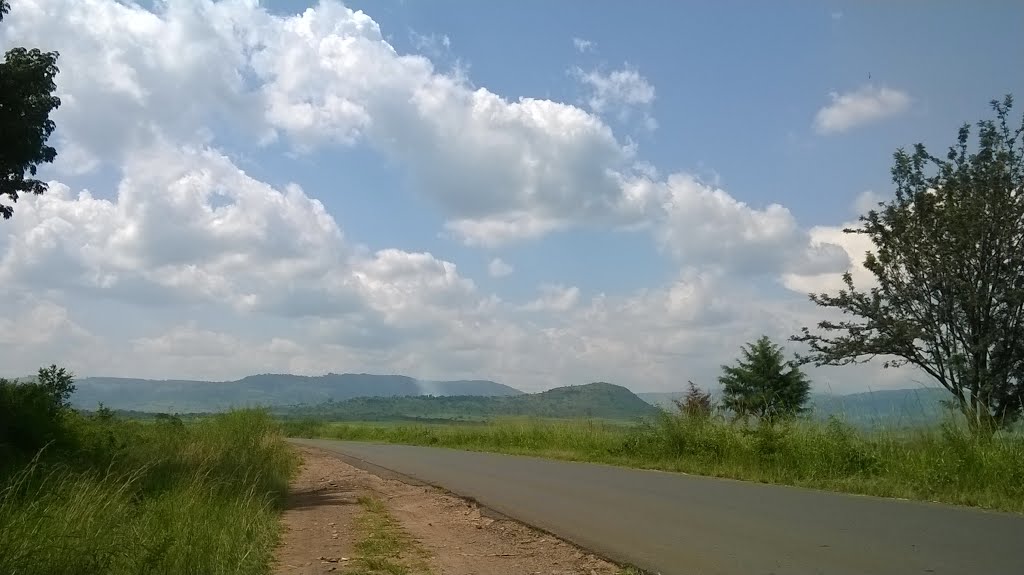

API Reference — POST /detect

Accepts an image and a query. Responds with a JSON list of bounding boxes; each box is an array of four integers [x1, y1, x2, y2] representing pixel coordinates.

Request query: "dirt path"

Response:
[[274, 445, 624, 575]]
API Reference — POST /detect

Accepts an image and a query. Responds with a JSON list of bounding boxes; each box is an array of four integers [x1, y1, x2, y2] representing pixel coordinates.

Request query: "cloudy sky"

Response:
[[1, 0, 1021, 392]]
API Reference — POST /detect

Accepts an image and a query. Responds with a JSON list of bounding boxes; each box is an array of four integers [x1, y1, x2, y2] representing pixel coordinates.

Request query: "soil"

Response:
[[274, 445, 623, 575]]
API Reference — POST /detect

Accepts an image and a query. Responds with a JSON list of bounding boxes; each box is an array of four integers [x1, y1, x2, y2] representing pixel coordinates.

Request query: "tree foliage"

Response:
[[673, 380, 713, 419], [719, 336, 810, 424], [794, 95, 1024, 434], [0, 0, 61, 219], [0, 365, 77, 456]]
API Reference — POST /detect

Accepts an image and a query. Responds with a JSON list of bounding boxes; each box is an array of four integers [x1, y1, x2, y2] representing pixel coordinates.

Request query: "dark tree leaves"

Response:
[[0, 0, 61, 219], [794, 95, 1024, 434], [719, 336, 811, 424]]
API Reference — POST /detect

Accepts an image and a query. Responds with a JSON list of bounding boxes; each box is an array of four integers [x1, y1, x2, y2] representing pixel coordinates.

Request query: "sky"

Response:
[[0, 0, 1021, 393]]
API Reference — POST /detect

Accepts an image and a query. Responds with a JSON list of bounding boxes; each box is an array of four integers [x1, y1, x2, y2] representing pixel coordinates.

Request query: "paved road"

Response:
[[293, 439, 1024, 575]]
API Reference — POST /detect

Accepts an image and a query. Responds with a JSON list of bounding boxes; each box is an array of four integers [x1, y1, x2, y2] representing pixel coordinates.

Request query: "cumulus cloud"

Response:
[[814, 85, 912, 134], [634, 174, 849, 276], [244, 3, 646, 245], [0, 0, 266, 172], [488, 258, 514, 278], [0, 0, 905, 394], [0, 141, 350, 313]]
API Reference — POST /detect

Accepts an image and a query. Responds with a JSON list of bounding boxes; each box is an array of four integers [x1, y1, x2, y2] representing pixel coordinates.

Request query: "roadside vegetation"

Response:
[[290, 412, 1024, 513], [284, 324, 1024, 514], [0, 367, 296, 575]]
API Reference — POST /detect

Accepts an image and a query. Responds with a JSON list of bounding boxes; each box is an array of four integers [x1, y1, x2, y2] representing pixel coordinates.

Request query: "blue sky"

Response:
[[0, 0, 1021, 392]]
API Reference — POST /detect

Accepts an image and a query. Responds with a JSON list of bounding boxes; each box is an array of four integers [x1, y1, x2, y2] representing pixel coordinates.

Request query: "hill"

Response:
[[809, 388, 950, 426], [71, 373, 521, 412], [275, 382, 660, 421]]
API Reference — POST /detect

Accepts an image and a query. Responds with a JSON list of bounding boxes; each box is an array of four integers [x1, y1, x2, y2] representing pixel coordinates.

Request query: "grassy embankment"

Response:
[[0, 410, 296, 575], [285, 415, 1024, 513]]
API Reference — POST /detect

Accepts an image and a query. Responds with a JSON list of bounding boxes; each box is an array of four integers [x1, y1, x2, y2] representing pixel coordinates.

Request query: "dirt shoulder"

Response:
[[274, 445, 626, 575]]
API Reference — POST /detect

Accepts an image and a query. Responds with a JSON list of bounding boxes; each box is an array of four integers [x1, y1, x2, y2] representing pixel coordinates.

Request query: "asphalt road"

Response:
[[293, 439, 1024, 575]]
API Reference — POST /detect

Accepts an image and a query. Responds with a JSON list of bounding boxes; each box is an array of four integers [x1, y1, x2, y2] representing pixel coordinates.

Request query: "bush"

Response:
[[0, 409, 296, 575], [0, 366, 77, 459]]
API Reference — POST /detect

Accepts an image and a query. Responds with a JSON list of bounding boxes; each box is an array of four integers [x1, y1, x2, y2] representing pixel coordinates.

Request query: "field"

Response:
[[285, 414, 1024, 514], [0, 409, 296, 575]]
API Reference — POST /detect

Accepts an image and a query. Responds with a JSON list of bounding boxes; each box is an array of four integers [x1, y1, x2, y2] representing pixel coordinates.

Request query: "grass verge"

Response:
[[348, 495, 431, 575], [0, 410, 297, 575], [286, 415, 1024, 514]]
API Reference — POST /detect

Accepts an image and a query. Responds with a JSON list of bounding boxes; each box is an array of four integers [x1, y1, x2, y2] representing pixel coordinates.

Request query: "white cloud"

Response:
[[814, 85, 912, 134], [572, 37, 595, 53], [245, 4, 644, 245], [523, 284, 580, 312], [0, 0, 266, 172], [572, 65, 657, 130], [487, 258, 514, 278], [0, 141, 351, 314], [0, 0, 912, 394], [781, 222, 877, 295], [638, 173, 849, 276], [853, 190, 885, 216]]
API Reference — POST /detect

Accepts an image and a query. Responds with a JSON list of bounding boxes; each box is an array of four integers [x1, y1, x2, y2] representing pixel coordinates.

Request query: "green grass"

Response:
[[291, 415, 1024, 514], [348, 495, 431, 575], [0, 410, 297, 575]]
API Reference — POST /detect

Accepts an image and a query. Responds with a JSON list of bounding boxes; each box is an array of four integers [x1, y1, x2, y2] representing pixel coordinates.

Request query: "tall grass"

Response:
[[0, 410, 296, 575], [296, 415, 1024, 513]]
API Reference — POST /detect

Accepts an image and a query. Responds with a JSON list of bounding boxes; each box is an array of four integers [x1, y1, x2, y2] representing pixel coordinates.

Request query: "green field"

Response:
[[1, 410, 296, 575], [286, 414, 1024, 514]]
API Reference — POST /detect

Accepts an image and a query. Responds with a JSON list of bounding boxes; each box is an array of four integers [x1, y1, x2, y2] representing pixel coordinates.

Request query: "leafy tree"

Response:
[[719, 336, 811, 424], [36, 364, 76, 412], [673, 380, 713, 419], [793, 95, 1024, 435], [0, 365, 76, 454], [0, 0, 62, 219]]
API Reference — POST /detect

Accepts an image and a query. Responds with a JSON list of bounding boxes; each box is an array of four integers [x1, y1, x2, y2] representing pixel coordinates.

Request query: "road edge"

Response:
[[286, 438, 653, 574]]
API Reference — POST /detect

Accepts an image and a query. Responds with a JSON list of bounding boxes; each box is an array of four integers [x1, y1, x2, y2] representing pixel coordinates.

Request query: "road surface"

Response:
[[292, 439, 1024, 575]]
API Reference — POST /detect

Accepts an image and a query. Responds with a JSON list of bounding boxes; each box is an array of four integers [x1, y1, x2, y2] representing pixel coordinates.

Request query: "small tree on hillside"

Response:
[[793, 95, 1024, 435], [719, 336, 811, 424], [673, 380, 713, 419], [0, 0, 62, 220]]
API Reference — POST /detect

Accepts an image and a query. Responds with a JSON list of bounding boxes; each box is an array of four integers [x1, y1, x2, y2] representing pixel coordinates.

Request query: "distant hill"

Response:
[[71, 373, 522, 413], [638, 387, 953, 427], [275, 382, 660, 421], [419, 380, 522, 397], [809, 388, 950, 426]]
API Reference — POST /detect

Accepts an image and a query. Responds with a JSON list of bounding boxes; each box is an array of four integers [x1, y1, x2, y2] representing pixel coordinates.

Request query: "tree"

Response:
[[793, 95, 1024, 435], [36, 364, 76, 413], [719, 336, 811, 424], [673, 380, 713, 419], [0, 365, 76, 454], [0, 0, 62, 219]]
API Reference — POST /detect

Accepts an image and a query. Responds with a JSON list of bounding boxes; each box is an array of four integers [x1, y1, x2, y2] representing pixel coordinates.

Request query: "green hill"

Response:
[[70, 373, 521, 412], [274, 382, 660, 421]]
